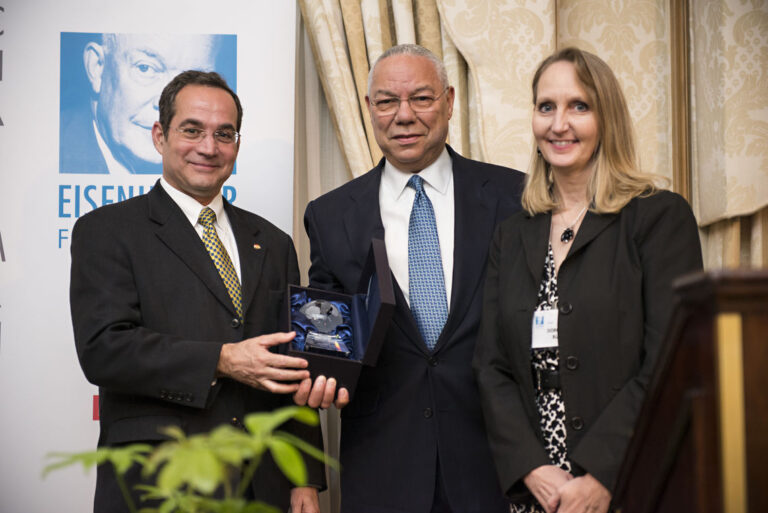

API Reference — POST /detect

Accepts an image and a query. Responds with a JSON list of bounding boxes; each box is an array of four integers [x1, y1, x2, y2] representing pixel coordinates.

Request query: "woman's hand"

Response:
[[556, 473, 611, 513], [523, 465, 574, 513]]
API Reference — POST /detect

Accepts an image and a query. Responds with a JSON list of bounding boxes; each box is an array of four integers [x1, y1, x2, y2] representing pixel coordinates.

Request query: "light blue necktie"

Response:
[[407, 175, 448, 350]]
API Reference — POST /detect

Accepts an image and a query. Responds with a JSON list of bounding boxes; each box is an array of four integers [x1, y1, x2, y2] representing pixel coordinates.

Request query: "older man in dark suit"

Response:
[[70, 71, 323, 513], [296, 44, 525, 513]]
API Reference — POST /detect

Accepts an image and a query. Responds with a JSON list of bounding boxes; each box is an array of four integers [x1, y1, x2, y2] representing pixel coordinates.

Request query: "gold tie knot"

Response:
[[198, 207, 216, 227]]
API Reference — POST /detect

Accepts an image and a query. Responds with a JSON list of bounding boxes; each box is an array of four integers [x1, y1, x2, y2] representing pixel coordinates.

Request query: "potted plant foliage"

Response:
[[44, 406, 335, 513]]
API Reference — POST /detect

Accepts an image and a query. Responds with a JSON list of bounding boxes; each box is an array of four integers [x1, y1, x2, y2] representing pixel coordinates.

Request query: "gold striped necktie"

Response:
[[198, 207, 243, 319]]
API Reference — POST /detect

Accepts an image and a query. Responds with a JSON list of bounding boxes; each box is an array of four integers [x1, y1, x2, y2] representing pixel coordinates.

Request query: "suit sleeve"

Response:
[[570, 192, 703, 489], [473, 224, 551, 500], [70, 211, 223, 409], [304, 200, 346, 292]]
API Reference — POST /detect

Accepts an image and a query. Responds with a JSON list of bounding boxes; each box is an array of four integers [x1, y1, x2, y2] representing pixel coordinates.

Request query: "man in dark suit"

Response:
[[70, 71, 323, 513], [296, 44, 525, 513]]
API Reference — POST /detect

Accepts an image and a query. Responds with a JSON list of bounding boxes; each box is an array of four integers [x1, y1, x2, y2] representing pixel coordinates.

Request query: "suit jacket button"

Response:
[[231, 318, 242, 328], [231, 417, 240, 427], [428, 356, 438, 367], [566, 356, 579, 370], [185, 394, 193, 402], [559, 302, 573, 315], [423, 408, 433, 418], [160, 390, 168, 399], [571, 416, 584, 431]]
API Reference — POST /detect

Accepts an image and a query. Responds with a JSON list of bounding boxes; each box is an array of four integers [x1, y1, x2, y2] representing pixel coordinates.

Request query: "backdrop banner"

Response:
[[0, 2, 297, 511]]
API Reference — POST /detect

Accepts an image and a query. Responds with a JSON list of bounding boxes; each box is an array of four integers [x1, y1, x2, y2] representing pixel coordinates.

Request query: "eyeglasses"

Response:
[[173, 126, 240, 144], [370, 87, 449, 115]]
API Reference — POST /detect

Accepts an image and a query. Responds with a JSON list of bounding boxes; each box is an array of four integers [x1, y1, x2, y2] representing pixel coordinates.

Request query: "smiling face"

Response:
[[152, 84, 240, 205], [91, 34, 217, 171], [366, 54, 454, 173], [532, 60, 599, 179]]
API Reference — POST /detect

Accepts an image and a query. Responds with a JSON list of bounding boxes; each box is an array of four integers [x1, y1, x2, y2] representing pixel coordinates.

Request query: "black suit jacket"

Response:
[[473, 191, 703, 501], [304, 146, 525, 513], [70, 181, 323, 511]]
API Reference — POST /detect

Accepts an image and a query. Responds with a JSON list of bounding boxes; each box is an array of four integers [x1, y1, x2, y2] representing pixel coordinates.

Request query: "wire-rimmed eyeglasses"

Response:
[[370, 87, 449, 115], [173, 126, 240, 144]]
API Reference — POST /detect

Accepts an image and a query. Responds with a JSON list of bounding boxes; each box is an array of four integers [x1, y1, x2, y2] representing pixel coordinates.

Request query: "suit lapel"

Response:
[[520, 212, 551, 284], [343, 161, 386, 280], [566, 211, 617, 258], [346, 161, 426, 351], [558, 211, 617, 290], [226, 202, 265, 316], [517, 210, 617, 291], [433, 151, 496, 352], [149, 183, 239, 317]]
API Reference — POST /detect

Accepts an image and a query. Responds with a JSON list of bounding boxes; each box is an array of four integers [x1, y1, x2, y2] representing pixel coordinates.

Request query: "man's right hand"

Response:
[[294, 376, 350, 409], [217, 332, 310, 393]]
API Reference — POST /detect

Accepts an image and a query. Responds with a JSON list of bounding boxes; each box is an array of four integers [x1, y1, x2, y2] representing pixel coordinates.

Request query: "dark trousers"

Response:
[[94, 459, 158, 513]]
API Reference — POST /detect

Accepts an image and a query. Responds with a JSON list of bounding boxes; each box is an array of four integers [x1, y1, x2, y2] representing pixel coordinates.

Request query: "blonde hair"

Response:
[[522, 47, 662, 215]]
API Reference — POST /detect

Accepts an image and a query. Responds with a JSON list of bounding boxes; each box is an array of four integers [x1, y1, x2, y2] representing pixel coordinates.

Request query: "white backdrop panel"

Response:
[[0, 1, 297, 511]]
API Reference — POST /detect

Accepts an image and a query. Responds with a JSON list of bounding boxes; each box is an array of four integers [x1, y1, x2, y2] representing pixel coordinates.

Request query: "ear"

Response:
[[445, 86, 455, 120], [151, 121, 165, 154], [83, 42, 105, 94]]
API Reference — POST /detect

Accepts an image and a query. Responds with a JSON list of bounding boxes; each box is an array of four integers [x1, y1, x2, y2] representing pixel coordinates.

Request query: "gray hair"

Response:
[[367, 44, 449, 96]]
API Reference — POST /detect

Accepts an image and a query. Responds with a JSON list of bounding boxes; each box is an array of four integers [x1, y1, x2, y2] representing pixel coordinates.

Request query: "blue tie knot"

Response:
[[407, 174, 425, 195]]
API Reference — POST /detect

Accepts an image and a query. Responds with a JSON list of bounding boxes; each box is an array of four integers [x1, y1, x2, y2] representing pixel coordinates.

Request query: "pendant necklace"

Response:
[[558, 204, 588, 243]]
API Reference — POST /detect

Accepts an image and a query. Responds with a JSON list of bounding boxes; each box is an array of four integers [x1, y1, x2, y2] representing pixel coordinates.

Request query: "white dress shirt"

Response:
[[159, 177, 242, 280], [379, 148, 454, 309]]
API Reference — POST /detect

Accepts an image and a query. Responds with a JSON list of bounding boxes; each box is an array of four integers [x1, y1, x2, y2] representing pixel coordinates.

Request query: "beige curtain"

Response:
[[690, 0, 768, 268], [296, 0, 767, 272]]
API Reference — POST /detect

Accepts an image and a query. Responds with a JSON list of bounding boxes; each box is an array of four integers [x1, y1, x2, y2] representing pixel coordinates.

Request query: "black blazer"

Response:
[[473, 190, 703, 500], [304, 146, 525, 513], [70, 182, 324, 510]]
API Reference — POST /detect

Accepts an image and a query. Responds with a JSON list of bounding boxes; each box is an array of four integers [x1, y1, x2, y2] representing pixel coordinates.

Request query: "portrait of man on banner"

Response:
[[59, 32, 237, 175]]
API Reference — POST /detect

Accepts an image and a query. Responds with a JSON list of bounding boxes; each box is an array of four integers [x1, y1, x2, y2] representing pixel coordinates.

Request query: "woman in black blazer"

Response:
[[473, 48, 702, 513]]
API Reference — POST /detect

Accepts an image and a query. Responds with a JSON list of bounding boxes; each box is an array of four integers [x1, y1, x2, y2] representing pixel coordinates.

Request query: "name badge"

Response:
[[531, 309, 558, 349]]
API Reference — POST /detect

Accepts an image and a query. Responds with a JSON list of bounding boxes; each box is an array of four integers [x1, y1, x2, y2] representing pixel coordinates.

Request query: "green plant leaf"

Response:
[[158, 425, 187, 441], [108, 444, 152, 475], [291, 407, 320, 426], [243, 406, 317, 437], [155, 445, 224, 496], [242, 501, 281, 513], [274, 432, 339, 470], [266, 438, 306, 486], [208, 426, 253, 464], [43, 449, 109, 477]]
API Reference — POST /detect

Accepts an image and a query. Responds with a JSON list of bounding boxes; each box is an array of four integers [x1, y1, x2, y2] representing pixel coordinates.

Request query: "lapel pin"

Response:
[[253, 244, 262, 250]]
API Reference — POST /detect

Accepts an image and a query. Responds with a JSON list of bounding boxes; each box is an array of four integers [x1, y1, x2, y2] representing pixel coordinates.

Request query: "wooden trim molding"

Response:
[[716, 313, 747, 513], [670, 0, 691, 202]]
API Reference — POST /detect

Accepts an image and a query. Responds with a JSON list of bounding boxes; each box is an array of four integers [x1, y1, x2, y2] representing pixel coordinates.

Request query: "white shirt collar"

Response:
[[159, 176, 225, 227], [381, 147, 452, 200]]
